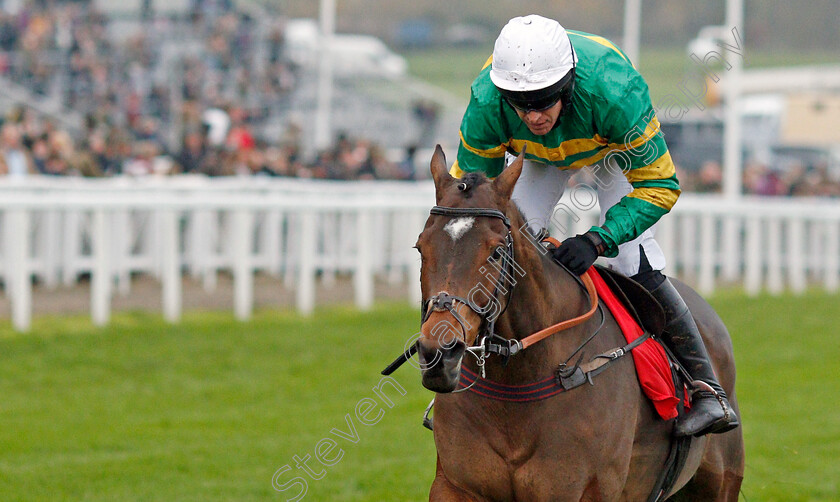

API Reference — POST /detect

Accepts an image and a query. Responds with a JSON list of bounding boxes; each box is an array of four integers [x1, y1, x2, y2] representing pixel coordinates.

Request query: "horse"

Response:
[[412, 146, 745, 501]]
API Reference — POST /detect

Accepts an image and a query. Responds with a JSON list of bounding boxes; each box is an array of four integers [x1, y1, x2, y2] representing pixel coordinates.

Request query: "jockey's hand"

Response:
[[551, 232, 606, 275]]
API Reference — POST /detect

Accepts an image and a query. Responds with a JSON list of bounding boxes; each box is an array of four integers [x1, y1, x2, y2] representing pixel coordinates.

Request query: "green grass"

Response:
[[711, 290, 840, 501], [1, 292, 839, 501], [0, 306, 435, 501]]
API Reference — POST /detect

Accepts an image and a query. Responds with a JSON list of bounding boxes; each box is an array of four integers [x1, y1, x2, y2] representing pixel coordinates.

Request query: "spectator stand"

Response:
[[0, 0, 463, 182]]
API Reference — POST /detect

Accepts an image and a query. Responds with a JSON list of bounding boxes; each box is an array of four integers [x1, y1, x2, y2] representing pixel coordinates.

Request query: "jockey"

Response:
[[452, 14, 739, 437]]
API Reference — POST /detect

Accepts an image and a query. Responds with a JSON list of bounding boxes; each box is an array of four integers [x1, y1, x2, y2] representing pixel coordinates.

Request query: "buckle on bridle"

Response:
[[479, 334, 523, 365], [429, 291, 455, 312]]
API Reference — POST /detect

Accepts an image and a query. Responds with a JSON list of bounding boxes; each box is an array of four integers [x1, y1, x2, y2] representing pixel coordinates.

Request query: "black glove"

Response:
[[551, 231, 605, 275]]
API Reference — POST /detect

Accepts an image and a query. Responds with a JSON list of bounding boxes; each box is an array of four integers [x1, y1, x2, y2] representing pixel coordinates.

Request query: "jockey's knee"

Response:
[[631, 245, 666, 291]]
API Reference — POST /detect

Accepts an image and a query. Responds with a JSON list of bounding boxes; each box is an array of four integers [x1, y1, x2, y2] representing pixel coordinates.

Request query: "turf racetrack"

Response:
[[1, 292, 838, 501]]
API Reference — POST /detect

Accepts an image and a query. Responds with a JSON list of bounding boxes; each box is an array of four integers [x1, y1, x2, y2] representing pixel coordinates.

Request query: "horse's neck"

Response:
[[489, 223, 594, 381]]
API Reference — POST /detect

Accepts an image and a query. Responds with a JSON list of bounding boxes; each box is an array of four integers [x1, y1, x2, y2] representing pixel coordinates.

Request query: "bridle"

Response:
[[380, 204, 601, 390], [418, 205, 520, 391]]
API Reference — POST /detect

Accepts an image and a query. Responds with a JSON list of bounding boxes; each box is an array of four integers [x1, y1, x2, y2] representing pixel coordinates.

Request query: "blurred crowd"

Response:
[[0, 0, 416, 180], [0, 1, 837, 194], [677, 159, 840, 198]]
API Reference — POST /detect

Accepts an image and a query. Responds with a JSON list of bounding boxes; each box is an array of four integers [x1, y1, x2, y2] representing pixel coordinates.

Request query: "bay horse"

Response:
[[412, 146, 744, 501]]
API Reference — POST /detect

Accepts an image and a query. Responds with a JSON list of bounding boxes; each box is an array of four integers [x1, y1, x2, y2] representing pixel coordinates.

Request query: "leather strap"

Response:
[[429, 206, 511, 228], [516, 236, 599, 350]]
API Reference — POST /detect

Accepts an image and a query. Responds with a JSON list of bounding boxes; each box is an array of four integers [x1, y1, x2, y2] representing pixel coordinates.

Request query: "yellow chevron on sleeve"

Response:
[[607, 116, 661, 152], [481, 55, 493, 70], [627, 186, 681, 211], [449, 161, 467, 178], [508, 135, 609, 165], [625, 151, 677, 183], [459, 131, 508, 159], [567, 148, 612, 169]]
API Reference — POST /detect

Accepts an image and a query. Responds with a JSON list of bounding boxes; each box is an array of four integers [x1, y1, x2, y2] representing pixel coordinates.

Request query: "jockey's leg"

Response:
[[634, 255, 740, 437], [590, 161, 739, 437], [509, 156, 573, 236]]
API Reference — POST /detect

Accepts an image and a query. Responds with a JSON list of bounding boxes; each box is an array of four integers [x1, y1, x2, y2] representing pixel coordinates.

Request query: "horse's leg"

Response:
[[429, 456, 482, 502]]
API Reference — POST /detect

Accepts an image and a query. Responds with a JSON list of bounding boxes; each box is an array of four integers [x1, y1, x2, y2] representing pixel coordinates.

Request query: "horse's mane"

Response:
[[504, 196, 563, 282]]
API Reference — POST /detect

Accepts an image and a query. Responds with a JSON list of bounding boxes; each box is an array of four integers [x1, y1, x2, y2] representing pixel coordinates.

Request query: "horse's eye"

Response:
[[490, 246, 503, 261]]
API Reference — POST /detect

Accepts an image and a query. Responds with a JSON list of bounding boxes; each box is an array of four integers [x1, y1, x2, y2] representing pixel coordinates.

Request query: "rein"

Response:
[[524, 236, 600, 349]]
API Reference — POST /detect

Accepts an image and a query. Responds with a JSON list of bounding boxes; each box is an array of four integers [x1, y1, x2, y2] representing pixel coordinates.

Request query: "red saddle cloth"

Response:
[[587, 267, 681, 420]]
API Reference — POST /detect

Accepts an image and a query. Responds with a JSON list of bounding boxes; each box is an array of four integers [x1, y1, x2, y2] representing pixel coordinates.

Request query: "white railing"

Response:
[[1, 176, 839, 331]]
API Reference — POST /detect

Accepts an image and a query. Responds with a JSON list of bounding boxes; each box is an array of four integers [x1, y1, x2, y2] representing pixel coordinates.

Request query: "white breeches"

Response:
[[510, 157, 666, 276]]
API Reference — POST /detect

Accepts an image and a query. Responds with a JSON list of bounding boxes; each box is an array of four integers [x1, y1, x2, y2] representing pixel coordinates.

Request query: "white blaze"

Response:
[[443, 217, 475, 241]]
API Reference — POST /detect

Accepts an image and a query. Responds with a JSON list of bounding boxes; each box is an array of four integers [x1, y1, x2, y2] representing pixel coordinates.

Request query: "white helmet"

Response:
[[490, 15, 577, 112]]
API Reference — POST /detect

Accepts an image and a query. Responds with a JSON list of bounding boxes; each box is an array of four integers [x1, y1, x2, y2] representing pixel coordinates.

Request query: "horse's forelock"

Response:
[[440, 171, 525, 229], [454, 172, 489, 199]]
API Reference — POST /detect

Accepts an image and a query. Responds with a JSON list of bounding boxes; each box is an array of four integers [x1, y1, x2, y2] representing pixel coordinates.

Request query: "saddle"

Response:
[[593, 265, 665, 338]]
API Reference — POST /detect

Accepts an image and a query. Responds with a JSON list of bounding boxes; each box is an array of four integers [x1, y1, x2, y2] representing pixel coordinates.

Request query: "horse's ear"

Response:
[[493, 146, 526, 201], [430, 144, 455, 202]]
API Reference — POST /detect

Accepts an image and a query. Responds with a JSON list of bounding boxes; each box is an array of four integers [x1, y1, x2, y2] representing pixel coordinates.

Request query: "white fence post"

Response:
[[264, 210, 283, 277], [787, 218, 806, 294], [408, 210, 425, 306], [297, 211, 317, 315], [825, 220, 839, 293], [808, 221, 822, 284], [6, 209, 31, 332], [698, 213, 716, 295], [766, 219, 783, 294], [721, 217, 741, 282], [160, 209, 182, 323], [61, 210, 81, 287], [283, 212, 298, 290], [91, 209, 111, 327], [657, 212, 675, 277], [354, 209, 374, 310], [744, 215, 762, 296], [232, 208, 254, 321]]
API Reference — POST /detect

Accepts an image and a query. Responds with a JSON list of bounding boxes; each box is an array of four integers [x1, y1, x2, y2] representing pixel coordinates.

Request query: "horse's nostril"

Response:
[[446, 339, 467, 360], [417, 341, 443, 370], [418, 338, 466, 372]]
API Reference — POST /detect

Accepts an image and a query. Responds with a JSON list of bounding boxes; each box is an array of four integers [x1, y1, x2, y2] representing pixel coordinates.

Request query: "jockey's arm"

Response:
[[450, 91, 509, 180], [586, 95, 681, 258]]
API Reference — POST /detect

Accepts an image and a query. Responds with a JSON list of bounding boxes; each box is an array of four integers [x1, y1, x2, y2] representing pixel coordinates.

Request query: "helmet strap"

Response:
[[557, 38, 577, 118]]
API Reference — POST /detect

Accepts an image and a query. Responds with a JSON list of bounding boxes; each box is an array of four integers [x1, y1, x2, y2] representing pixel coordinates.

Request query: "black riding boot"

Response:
[[648, 278, 740, 437]]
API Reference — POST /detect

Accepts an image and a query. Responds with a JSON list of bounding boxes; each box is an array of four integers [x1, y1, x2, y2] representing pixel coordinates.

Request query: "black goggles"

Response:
[[506, 94, 563, 113], [499, 68, 575, 113]]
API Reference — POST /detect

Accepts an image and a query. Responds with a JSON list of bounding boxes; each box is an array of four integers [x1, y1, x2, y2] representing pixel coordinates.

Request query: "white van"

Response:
[[284, 18, 407, 79]]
